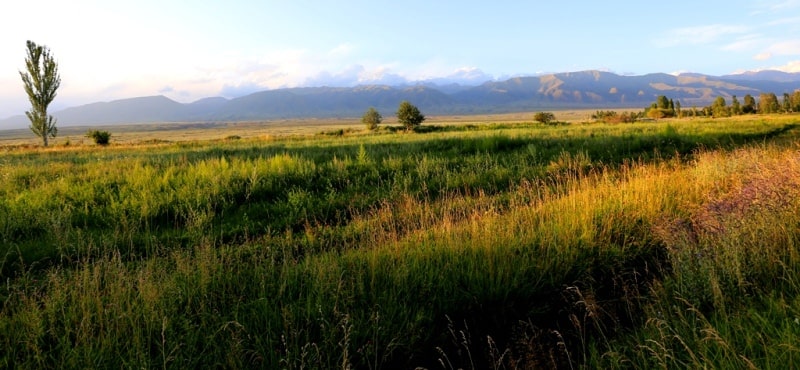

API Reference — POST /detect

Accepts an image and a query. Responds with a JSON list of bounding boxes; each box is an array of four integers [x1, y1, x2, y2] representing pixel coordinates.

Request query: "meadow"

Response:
[[1, 114, 800, 368]]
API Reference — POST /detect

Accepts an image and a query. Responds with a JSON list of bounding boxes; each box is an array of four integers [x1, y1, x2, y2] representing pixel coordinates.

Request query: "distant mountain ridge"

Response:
[[2, 70, 800, 128]]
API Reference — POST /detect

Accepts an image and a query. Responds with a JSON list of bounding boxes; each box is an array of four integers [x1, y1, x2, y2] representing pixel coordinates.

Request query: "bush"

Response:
[[593, 110, 639, 124], [86, 130, 111, 145], [533, 112, 556, 124], [362, 107, 382, 130]]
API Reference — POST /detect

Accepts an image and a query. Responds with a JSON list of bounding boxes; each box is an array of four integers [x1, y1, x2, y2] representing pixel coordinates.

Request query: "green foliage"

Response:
[[533, 111, 556, 124], [743, 94, 757, 114], [712, 96, 729, 117], [657, 95, 670, 110], [731, 95, 742, 115], [361, 107, 382, 130], [85, 130, 112, 145], [759, 92, 781, 114], [792, 91, 800, 112], [20, 40, 61, 147], [396, 100, 425, 131], [647, 96, 676, 118], [647, 108, 668, 120], [592, 110, 639, 123], [783, 92, 793, 112]]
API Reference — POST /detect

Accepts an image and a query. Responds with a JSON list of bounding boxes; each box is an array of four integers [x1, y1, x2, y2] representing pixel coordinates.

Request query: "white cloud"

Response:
[[769, 60, 800, 72], [767, 16, 800, 26], [657, 24, 751, 47], [721, 34, 767, 52], [770, 0, 800, 10], [751, 0, 800, 14], [755, 52, 774, 60], [447, 67, 492, 82], [301, 64, 492, 88], [328, 43, 356, 57], [763, 40, 800, 56]]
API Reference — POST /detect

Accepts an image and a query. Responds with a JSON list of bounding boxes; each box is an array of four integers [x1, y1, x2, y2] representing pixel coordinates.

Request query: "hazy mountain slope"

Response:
[[55, 95, 187, 125], [455, 71, 778, 108], [2, 70, 800, 128], [206, 85, 456, 120], [721, 70, 800, 83]]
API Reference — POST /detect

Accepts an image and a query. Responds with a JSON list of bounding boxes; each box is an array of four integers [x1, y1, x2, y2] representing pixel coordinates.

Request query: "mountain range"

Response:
[[3, 70, 800, 129]]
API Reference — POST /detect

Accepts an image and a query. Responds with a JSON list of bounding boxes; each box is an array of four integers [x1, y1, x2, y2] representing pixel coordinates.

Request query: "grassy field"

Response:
[[0, 109, 635, 146], [2, 114, 800, 368]]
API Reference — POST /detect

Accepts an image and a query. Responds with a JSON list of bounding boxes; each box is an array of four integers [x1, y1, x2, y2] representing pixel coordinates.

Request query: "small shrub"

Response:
[[85, 130, 111, 145], [592, 110, 639, 124], [362, 107, 382, 130], [321, 129, 345, 136], [533, 112, 556, 124]]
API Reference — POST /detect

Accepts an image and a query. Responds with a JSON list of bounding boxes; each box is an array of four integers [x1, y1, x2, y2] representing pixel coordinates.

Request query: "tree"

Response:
[[675, 100, 682, 118], [647, 96, 676, 118], [86, 130, 111, 145], [783, 93, 792, 113], [792, 91, 800, 112], [731, 95, 742, 115], [647, 108, 665, 120], [758, 93, 780, 114], [656, 95, 670, 110], [361, 107, 382, 130], [711, 96, 728, 117], [20, 40, 61, 147], [743, 94, 756, 114], [396, 101, 425, 131], [533, 111, 556, 124]]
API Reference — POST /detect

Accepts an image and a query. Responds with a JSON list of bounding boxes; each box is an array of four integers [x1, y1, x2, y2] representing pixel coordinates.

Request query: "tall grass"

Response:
[[591, 145, 800, 369], [1, 116, 800, 368]]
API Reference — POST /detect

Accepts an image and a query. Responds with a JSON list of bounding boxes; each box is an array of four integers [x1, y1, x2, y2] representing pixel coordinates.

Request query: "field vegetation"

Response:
[[2, 114, 800, 368]]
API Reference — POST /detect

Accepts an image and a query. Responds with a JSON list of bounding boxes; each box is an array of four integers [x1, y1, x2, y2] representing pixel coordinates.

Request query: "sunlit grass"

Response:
[[1, 115, 800, 368]]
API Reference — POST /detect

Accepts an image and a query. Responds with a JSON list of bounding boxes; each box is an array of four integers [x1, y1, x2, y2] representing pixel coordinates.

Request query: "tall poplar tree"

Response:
[[743, 94, 756, 114], [758, 93, 780, 114], [731, 95, 742, 115], [20, 40, 61, 147]]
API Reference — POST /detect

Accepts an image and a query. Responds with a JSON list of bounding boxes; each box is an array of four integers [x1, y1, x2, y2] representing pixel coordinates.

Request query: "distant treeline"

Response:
[[646, 92, 800, 119], [591, 91, 800, 123]]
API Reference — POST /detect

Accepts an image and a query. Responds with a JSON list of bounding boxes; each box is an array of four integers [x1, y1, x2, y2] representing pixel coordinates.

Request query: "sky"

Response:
[[1, 0, 800, 119]]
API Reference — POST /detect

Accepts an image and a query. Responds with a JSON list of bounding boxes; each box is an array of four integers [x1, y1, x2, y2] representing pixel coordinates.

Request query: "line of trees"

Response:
[[592, 110, 641, 123], [647, 92, 800, 119]]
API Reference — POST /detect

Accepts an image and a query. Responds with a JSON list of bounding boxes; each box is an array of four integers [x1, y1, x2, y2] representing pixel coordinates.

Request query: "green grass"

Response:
[[2, 116, 800, 368]]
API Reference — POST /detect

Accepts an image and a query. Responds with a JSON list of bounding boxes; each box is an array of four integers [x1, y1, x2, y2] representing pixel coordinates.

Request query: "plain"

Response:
[[1, 114, 800, 369]]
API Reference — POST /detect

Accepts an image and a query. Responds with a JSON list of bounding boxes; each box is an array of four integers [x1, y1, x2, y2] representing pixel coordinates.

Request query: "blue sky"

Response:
[[1, 0, 800, 119]]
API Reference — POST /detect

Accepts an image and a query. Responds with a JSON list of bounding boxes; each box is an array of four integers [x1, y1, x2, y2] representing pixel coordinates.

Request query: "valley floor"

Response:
[[1, 114, 800, 368]]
